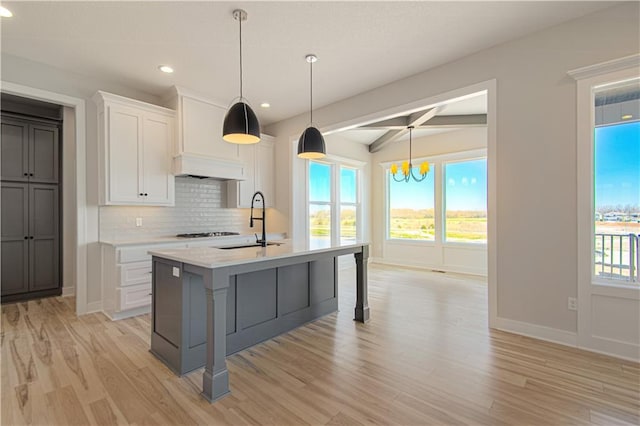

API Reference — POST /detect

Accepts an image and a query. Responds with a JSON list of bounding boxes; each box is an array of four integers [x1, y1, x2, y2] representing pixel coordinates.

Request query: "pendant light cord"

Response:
[[409, 126, 413, 167], [309, 59, 313, 124], [239, 13, 243, 99]]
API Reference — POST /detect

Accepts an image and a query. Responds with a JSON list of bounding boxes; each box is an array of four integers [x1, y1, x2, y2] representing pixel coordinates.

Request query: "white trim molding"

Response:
[[493, 317, 578, 347], [0, 81, 89, 315], [568, 54, 640, 81]]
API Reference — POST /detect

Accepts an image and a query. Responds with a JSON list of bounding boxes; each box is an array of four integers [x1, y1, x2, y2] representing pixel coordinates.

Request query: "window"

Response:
[[593, 80, 639, 283], [308, 160, 361, 248], [388, 167, 435, 240], [444, 158, 487, 243], [385, 150, 487, 244], [340, 167, 358, 245], [309, 162, 332, 249]]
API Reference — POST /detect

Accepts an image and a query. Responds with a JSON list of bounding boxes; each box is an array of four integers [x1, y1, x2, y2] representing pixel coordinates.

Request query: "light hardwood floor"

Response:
[[2, 264, 639, 425]]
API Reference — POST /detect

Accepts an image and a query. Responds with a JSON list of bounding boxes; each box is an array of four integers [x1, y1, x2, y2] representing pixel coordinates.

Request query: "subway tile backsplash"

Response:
[[99, 177, 252, 241]]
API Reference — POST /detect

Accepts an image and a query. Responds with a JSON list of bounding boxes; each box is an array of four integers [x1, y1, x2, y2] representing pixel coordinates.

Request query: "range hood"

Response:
[[173, 154, 246, 181]]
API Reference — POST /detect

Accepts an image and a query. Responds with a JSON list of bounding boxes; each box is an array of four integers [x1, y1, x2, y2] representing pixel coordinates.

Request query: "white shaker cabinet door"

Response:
[[142, 113, 174, 205], [108, 104, 142, 203]]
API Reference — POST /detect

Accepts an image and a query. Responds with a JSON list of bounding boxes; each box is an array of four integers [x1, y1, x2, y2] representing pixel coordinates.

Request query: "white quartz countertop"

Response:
[[100, 233, 286, 247], [148, 239, 369, 269]]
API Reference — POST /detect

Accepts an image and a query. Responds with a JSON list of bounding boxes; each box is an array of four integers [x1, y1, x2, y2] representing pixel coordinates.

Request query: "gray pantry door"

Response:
[[1, 113, 61, 300]]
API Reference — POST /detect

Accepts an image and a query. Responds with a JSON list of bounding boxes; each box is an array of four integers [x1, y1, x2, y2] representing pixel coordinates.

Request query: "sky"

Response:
[[388, 159, 487, 211], [595, 121, 640, 210], [310, 159, 488, 211]]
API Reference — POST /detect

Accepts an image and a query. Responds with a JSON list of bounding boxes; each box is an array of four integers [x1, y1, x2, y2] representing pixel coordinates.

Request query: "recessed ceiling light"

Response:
[[260, 102, 270, 108], [621, 114, 633, 120], [158, 65, 174, 74], [0, 6, 13, 17]]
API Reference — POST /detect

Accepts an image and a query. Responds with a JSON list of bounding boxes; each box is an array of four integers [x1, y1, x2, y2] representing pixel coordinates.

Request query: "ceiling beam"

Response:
[[368, 106, 444, 153], [369, 107, 443, 153], [362, 114, 487, 130]]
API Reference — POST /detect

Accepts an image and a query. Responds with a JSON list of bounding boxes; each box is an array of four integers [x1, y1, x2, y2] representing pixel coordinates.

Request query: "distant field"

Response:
[[309, 208, 487, 243]]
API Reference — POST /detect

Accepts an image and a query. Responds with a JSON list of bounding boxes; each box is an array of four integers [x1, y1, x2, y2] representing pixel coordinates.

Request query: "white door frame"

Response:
[[1, 81, 88, 315], [290, 79, 498, 327]]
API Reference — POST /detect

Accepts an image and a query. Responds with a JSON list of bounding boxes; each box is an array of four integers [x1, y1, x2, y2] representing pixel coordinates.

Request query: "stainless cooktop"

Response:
[[176, 232, 240, 238]]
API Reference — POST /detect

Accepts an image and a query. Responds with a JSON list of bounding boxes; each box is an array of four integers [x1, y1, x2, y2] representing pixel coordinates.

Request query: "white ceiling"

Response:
[[1, 1, 613, 125]]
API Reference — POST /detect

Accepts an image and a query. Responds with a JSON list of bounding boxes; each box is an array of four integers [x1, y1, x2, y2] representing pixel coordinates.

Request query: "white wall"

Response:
[[266, 3, 640, 336], [372, 127, 488, 274]]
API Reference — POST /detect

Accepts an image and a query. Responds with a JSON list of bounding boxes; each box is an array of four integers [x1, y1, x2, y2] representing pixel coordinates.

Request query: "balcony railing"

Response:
[[595, 233, 640, 283]]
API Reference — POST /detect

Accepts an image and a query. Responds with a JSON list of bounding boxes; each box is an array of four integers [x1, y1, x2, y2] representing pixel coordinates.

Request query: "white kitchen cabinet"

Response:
[[94, 91, 175, 206], [101, 242, 187, 320], [164, 86, 245, 180], [227, 135, 275, 208]]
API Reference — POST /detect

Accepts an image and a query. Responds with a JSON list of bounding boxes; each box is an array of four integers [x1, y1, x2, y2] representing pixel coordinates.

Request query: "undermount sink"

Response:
[[217, 242, 282, 250]]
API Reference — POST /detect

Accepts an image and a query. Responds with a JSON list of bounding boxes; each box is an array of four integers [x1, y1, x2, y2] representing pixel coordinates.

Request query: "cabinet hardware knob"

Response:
[[147, 293, 152, 296], [24, 236, 28, 239], [139, 193, 144, 196], [29, 236, 34, 239], [29, 173, 34, 177], [23, 173, 28, 176], [144, 193, 148, 196]]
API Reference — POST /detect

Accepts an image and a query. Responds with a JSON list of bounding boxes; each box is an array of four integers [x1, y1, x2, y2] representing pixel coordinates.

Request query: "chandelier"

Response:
[[390, 126, 430, 182]]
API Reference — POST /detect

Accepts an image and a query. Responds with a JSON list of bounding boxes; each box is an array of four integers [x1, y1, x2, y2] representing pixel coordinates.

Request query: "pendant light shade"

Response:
[[297, 54, 326, 159], [223, 9, 261, 144], [297, 126, 326, 159], [223, 102, 260, 144]]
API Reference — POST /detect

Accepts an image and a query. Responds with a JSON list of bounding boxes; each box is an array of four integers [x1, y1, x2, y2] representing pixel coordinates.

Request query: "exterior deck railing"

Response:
[[594, 233, 639, 283]]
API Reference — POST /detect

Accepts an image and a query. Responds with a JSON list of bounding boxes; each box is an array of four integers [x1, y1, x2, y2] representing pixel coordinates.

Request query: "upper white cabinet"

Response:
[[163, 86, 245, 180], [94, 91, 175, 206], [227, 135, 275, 208]]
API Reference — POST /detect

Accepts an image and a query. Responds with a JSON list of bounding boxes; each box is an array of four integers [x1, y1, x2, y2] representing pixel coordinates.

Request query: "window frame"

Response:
[[306, 156, 364, 248]]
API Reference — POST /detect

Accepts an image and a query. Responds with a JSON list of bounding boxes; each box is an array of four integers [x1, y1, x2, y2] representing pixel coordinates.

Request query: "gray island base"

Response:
[[148, 241, 369, 402]]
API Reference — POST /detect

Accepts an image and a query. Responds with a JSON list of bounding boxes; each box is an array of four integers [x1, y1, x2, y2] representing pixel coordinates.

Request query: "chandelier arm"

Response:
[[392, 173, 407, 183], [410, 168, 428, 182]]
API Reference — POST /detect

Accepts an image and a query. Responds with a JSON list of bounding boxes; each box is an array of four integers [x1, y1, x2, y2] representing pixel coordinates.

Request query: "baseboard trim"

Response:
[[104, 305, 151, 321], [493, 316, 578, 347], [582, 335, 640, 362], [369, 258, 487, 277], [62, 286, 75, 297], [85, 301, 103, 314]]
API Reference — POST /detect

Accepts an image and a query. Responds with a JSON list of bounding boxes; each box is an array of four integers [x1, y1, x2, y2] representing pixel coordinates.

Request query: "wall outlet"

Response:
[[135, 217, 143, 227], [172, 267, 180, 278], [568, 297, 578, 311]]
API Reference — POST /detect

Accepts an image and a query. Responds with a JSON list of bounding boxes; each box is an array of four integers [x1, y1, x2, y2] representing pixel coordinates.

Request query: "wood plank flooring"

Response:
[[2, 264, 639, 425]]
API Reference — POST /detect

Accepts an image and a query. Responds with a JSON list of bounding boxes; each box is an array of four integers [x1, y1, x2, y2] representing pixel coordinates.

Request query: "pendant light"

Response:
[[297, 54, 326, 159], [390, 126, 430, 182], [223, 9, 261, 144]]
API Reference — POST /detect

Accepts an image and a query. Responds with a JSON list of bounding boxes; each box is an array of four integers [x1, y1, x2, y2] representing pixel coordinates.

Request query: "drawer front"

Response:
[[118, 243, 187, 263], [117, 283, 152, 312], [118, 261, 152, 287]]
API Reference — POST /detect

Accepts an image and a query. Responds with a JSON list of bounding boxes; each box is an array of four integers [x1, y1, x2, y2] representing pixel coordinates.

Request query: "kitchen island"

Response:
[[148, 240, 369, 402]]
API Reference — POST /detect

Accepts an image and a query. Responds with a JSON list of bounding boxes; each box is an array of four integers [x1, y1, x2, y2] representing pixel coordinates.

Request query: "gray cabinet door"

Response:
[[1, 182, 29, 295], [28, 184, 59, 291], [29, 124, 59, 183], [1, 117, 29, 182]]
